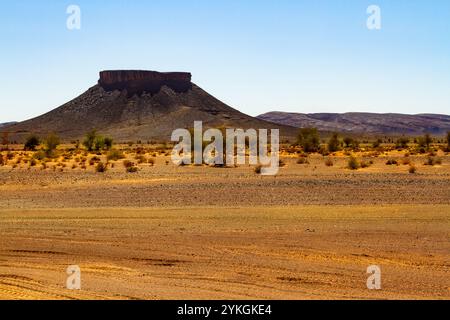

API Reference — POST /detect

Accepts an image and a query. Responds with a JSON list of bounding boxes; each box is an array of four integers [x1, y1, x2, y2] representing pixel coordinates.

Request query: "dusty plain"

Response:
[[0, 149, 449, 299]]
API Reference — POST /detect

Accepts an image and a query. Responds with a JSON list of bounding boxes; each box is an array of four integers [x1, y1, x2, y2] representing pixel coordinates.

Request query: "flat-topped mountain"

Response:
[[2, 70, 296, 142], [257, 111, 450, 136]]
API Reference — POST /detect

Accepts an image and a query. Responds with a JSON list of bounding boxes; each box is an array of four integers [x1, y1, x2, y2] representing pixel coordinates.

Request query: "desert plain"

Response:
[[0, 147, 449, 300]]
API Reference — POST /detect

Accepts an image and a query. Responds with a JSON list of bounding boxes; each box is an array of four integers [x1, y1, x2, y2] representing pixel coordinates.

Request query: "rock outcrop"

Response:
[[98, 70, 192, 96]]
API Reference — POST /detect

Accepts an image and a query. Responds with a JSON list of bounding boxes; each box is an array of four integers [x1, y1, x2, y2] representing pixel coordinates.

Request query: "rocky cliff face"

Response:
[[98, 70, 192, 97]]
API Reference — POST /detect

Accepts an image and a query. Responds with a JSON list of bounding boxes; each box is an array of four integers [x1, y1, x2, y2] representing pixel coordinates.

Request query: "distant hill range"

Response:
[[0, 122, 17, 129], [257, 112, 450, 136], [2, 71, 296, 142]]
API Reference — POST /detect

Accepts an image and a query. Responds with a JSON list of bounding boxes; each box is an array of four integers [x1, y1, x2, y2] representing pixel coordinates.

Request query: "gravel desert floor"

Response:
[[0, 152, 449, 299]]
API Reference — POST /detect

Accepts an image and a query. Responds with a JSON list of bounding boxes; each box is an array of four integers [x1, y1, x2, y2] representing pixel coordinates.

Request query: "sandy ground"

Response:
[[0, 154, 449, 299]]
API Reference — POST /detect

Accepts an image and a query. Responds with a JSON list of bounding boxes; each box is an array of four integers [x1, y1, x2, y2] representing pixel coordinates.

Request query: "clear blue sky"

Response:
[[1, 0, 449, 123]]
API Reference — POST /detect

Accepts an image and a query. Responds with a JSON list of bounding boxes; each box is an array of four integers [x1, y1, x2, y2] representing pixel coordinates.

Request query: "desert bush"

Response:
[[297, 128, 320, 153], [24, 135, 40, 151], [6, 152, 14, 160], [386, 159, 398, 165], [297, 156, 309, 164], [93, 136, 105, 151], [424, 156, 441, 166], [148, 158, 155, 166], [396, 137, 409, 149], [278, 159, 286, 167], [83, 130, 97, 151], [126, 166, 138, 173], [359, 160, 369, 168], [107, 149, 125, 161], [324, 157, 334, 167], [372, 139, 382, 148], [123, 160, 135, 168], [417, 134, 432, 150], [135, 155, 147, 164], [402, 158, 411, 165], [104, 137, 113, 150], [95, 162, 107, 173], [254, 165, 262, 174], [44, 133, 60, 157], [327, 133, 340, 152], [29, 158, 37, 167], [0, 155, 4, 166], [409, 164, 417, 174], [347, 156, 360, 170]]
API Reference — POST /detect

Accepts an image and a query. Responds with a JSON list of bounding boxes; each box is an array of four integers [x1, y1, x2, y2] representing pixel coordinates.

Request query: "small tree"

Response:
[[83, 130, 97, 151], [104, 137, 113, 150], [24, 135, 40, 151], [327, 133, 340, 152], [44, 133, 60, 157], [94, 136, 105, 151], [297, 128, 320, 153]]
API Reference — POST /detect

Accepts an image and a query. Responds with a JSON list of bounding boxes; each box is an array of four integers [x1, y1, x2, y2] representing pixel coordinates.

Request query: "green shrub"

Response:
[[347, 156, 360, 170], [94, 136, 105, 151], [396, 137, 409, 149], [107, 149, 125, 161], [24, 135, 40, 151], [44, 133, 60, 157], [83, 130, 97, 151], [297, 128, 320, 153], [104, 137, 113, 150], [327, 133, 340, 152]]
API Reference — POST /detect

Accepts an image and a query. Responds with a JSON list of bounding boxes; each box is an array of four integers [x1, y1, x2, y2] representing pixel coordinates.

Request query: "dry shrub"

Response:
[[324, 158, 334, 167], [123, 160, 135, 168], [424, 156, 441, 166], [107, 150, 125, 161], [126, 166, 138, 173], [409, 164, 417, 174], [297, 157, 309, 164], [386, 159, 398, 165], [96, 162, 107, 173]]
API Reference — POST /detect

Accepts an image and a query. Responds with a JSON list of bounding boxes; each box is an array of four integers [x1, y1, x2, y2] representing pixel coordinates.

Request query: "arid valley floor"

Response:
[[0, 150, 449, 299]]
